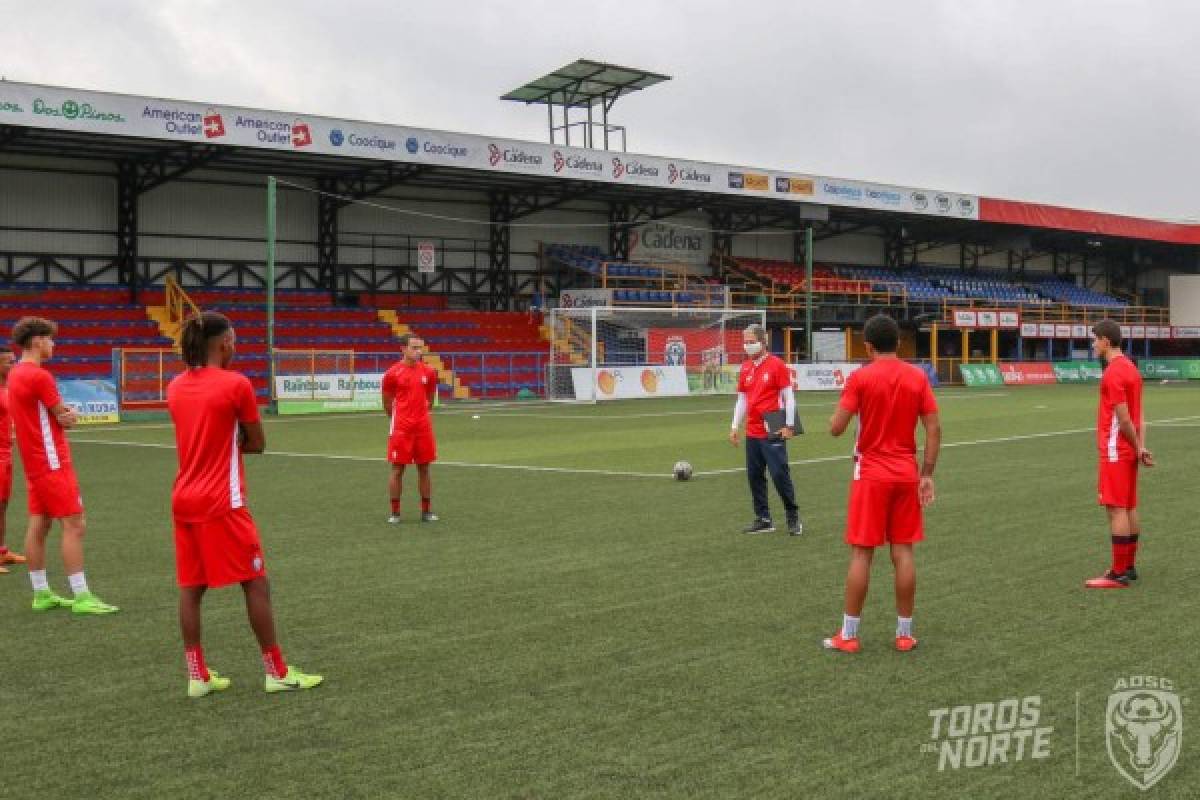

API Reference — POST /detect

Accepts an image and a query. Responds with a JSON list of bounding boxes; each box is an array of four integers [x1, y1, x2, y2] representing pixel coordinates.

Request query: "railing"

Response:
[[164, 275, 201, 336], [940, 299, 1169, 325], [116, 348, 178, 405]]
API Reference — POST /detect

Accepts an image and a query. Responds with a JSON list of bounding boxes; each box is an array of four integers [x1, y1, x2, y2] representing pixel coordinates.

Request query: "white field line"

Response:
[[68, 414, 1200, 480]]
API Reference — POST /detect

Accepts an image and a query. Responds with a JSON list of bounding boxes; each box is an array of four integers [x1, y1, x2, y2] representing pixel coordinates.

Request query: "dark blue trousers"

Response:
[[745, 436, 798, 521]]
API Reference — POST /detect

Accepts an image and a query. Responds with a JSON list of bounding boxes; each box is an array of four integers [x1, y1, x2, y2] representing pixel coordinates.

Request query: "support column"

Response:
[[608, 202, 631, 261], [116, 160, 139, 303], [316, 177, 340, 302], [488, 191, 513, 311]]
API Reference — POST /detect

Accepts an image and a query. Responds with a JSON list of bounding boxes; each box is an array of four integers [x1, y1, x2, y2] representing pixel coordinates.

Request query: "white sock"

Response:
[[30, 569, 49, 592], [68, 572, 89, 597], [841, 614, 860, 639], [897, 617, 913, 637]]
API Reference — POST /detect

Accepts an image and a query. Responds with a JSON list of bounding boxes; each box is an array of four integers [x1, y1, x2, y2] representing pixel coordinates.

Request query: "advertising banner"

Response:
[[1174, 327, 1200, 339], [687, 364, 740, 395], [1020, 323, 1038, 337], [416, 241, 437, 273], [1071, 324, 1090, 338], [629, 221, 710, 265], [1052, 361, 1103, 383], [959, 364, 1005, 386], [570, 366, 690, 400], [557, 289, 613, 310], [999, 311, 1020, 329], [1139, 359, 1200, 380], [788, 362, 863, 391], [60, 379, 119, 424], [0, 81, 980, 221], [953, 310, 977, 328], [999, 362, 1058, 385], [1054, 324, 1072, 339], [977, 311, 999, 328], [1038, 324, 1056, 338], [274, 372, 384, 405]]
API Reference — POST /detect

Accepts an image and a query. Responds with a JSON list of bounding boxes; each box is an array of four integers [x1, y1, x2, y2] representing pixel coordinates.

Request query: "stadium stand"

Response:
[[545, 243, 725, 306]]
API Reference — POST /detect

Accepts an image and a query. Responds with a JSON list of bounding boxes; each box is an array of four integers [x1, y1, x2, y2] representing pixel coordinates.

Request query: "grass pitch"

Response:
[[2, 384, 1198, 798]]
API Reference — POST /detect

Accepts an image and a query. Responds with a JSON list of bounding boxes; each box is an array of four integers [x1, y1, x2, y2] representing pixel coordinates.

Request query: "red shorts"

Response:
[[845, 478, 924, 548], [26, 468, 84, 518], [174, 508, 267, 589], [0, 458, 11, 503], [388, 428, 437, 465], [1098, 459, 1139, 509]]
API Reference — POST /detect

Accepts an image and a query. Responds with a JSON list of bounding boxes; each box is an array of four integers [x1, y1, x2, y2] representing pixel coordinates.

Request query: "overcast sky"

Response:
[[2, 0, 1196, 221]]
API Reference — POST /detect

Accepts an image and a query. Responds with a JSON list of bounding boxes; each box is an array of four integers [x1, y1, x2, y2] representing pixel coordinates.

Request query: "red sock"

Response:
[[390, 498, 400, 515], [1111, 536, 1135, 574], [185, 645, 210, 682], [262, 645, 287, 679], [421, 497, 431, 513]]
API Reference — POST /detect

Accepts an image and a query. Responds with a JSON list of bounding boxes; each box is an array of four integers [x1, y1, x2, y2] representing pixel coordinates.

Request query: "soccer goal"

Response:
[[546, 306, 766, 402]]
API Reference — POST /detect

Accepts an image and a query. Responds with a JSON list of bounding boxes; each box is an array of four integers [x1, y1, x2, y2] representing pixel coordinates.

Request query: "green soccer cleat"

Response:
[[188, 670, 232, 699], [265, 666, 324, 694], [31, 589, 74, 612], [70, 591, 119, 615]]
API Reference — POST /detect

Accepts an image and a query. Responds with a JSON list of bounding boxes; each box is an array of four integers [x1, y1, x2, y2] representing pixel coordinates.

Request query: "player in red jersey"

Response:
[[381, 333, 440, 524], [729, 324, 801, 535], [0, 350, 27, 574], [824, 315, 940, 653], [168, 312, 323, 697], [8, 317, 117, 614], [1084, 319, 1153, 589]]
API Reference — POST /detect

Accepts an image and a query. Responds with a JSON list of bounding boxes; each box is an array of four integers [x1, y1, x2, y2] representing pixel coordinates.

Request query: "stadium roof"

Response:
[[1, 80, 1198, 248], [500, 60, 671, 108]]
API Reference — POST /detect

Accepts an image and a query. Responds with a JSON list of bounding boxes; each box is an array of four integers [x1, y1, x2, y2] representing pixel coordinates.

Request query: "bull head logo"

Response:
[[1107, 688, 1182, 790]]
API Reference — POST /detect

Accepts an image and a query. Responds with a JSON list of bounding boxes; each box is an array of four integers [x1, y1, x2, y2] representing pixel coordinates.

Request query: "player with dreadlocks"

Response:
[[167, 311, 323, 697]]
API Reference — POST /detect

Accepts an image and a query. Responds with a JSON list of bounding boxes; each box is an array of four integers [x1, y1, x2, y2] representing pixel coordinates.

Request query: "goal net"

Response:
[[546, 306, 766, 402]]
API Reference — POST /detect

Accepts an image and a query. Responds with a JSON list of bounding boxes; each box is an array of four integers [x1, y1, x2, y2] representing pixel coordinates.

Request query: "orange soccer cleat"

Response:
[[1084, 571, 1130, 589], [895, 635, 919, 652], [822, 632, 861, 654], [0, 551, 27, 566]]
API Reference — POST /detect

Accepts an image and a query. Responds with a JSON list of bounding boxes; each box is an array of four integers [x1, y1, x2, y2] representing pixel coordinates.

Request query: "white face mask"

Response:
[[743, 342, 763, 357]]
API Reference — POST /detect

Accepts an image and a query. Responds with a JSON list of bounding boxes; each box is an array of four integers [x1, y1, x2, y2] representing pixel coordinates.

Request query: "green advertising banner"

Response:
[[1139, 359, 1200, 380], [1052, 361, 1103, 383], [277, 398, 382, 415], [959, 364, 1004, 386]]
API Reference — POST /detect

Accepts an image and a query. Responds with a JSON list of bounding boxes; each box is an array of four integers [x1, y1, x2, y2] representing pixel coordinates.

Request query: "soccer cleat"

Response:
[[187, 670, 231, 699], [1123, 565, 1138, 582], [786, 516, 804, 536], [742, 518, 775, 535], [421, 512, 439, 523], [823, 632, 861, 653], [70, 592, 119, 614], [387, 515, 402, 524], [1084, 571, 1129, 589], [31, 589, 74, 611], [0, 551, 26, 565], [895, 635, 919, 652], [0, 565, 7, 575], [265, 666, 324, 694]]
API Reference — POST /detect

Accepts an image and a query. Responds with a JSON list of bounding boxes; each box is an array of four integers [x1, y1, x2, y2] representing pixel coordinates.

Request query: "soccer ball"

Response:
[[673, 460, 693, 481]]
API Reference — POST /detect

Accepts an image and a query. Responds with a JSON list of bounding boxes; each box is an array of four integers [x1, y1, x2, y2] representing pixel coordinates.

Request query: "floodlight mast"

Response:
[[500, 59, 672, 152]]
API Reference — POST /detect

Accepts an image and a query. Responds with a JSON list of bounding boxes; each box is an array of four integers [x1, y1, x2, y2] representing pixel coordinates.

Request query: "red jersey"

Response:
[[737, 354, 793, 439], [0, 387, 11, 462], [383, 360, 438, 434], [1097, 355, 1143, 463], [838, 358, 938, 482], [167, 367, 260, 523], [7, 361, 71, 479]]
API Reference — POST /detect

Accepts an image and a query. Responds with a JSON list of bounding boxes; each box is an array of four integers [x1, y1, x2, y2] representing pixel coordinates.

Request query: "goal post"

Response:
[[545, 306, 767, 402]]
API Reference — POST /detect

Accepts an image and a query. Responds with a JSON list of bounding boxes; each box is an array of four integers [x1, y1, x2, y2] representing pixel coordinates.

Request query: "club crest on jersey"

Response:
[[1106, 676, 1182, 790]]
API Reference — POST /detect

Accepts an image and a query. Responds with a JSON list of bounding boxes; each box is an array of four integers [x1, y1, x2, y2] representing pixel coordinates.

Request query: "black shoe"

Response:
[[1123, 565, 1138, 582], [742, 518, 775, 534], [786, 516, 804, 536]]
